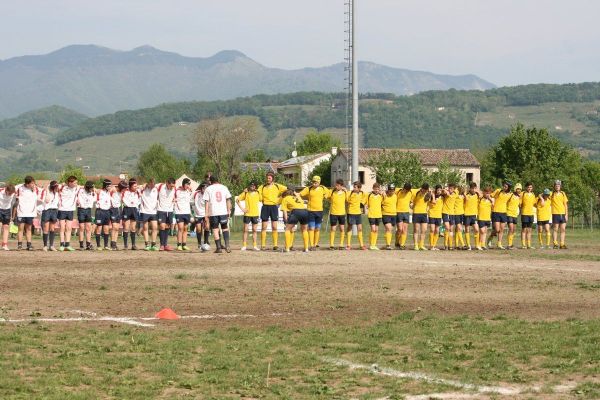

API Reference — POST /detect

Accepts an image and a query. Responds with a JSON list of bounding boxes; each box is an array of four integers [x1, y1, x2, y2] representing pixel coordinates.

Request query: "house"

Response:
[[331, 148, 481, 189], [278, 153, 332, 186], [176, 174, 200, 191], [239, 162, 279, 174]]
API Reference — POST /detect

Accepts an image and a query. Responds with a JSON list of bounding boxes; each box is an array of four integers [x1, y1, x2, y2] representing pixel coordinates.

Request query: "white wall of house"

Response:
[[280, 154, 331, 186]]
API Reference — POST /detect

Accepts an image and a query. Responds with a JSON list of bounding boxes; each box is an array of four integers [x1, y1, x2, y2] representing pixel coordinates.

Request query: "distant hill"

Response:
[[0, 45, 495, 118]]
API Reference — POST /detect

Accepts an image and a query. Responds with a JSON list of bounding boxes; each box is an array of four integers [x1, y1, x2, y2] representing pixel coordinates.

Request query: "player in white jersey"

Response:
[[110, 181, 126, 250], [77, 181, 97, 250], [193, 182, 209, 251], [57, 176, 79, 251], [95, 179, 114, 250], [40, 181, 60, 251], [15, 176, 40, 251], [203, 176, 232, 253], [156, 177, 176, 251], [174, 178, 193, 251], [0, 183, 17, 251], [121, 178, 141, 250], [139, 178, 159, 251]]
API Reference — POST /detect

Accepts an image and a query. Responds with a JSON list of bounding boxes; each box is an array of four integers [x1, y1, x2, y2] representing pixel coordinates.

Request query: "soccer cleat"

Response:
[[273, 246, 279, 251], [177, 245, 183, 251], [65, 246, 75, 252], [497, 245, 506, 250], [86, 244, 94, 251], [150, 245, 159, 251], [431, 247, 440, 251], [131, 245, 138, 251], [261, 246, 267, 251], [507, 246, 514, 250], [560, 244, 568, 249], [182, 245, 190, 251], [413, 245, 420, 251], [553, 244, 559, 249], [369, 246, 380, 251], [145, 245, 152, 251], [214, 248, 223, 253], [481, 246, 488, 251], [58, 246, 65, 252], [467, 246, 472, 251], [226, 246, 231, 253], [345, 245, 352, 250], [476, 246, 482, 251], [338, 246, 345, 250], [385, 245, 392, 250], [164, 245, 174, 251], [42, 246, 48, 252], [329, 246, 335, 250], [49, 246, 57, 252], [520, 246, 527, 249], [538, 245, 544, 249], [2, 245, 9, 251], [240, 246, 247, 251], [96, 247, 103, 251], [303, 249, 310, 253], [27, 246, 34, 251], [159, 245, 165, 251], [253, 246, 260, 251], [103, 246, 111, 251]]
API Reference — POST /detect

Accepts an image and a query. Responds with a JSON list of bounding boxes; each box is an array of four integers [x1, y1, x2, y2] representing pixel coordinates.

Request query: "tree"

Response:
[[136, 144, 189, 182], [59, 165, 87, 184], [295, 130, 341, 156], [243, 149, 267, 162], [428, 160, 464, 187], [366, 151, 428, 186], [306, 158, 333, 187]]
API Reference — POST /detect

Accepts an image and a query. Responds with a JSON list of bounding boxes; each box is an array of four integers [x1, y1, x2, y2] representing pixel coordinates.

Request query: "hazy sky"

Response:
[[1, 0, 599, 86]]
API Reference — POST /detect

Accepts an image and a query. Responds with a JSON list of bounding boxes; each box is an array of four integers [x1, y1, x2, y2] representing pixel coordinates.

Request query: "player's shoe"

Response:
[[240, 246, 247, 251], [177, 245, 183, 251], [226, 245, 231, 253], [273, 246, 279, 251], [329, 246, 335, 250], [144, 245, 152, 251], [96, 246, 103, 251], [1, 245, 9, 251], [467, 246, 472, 251], [214, 248, 223, 253], [528, 245, 535, 249], [553, 244, 559, 249], [497, 245, 506, 250], [58, 246, 64, 251], [430, 247, 440, 251], [369, 246, 380, 251], [27, 245, 34, 251], [253, 246, 260, 251], [150, 245, 159, 251], [131, 245, 138, 251], [49, 246, 57, 251], [476, 246, 482, 251], [164, 245, 174, 251], [42, 246, 48, 252], [385, 245, 392, 250], [159, 245, 165, 251], [65, 246, 75, 252], [182, 245, 190, 251], [560, 244, 568, 249]]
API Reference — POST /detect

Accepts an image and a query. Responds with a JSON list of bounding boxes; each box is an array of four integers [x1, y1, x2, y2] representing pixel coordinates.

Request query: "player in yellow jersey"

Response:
[[550, 180, 569, 249], [382, 184, 397, 250], [328, 179, 348, 250], [412, 183, 431, 250], [463, 182, 481, 251], [258, 172, 287, 251], [488, 181, 513, 249], [299, 176, 331, 250], [280, 189, 310, 252], [477, 187, 494, 250], [441, 183, 458, 250], [236, 181, 261, 251], [453, 185, 466, 250], [506, 183, 522, 250], [395, 183, 416, 249], [427, 185, 444, 250], [366, 183, 383, 250], [346, 181, 366, 250], [536, 189, 552, 248], [519, 182, 537, 249]]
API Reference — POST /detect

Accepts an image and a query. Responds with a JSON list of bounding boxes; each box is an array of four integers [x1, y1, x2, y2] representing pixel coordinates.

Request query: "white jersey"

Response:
[[174, 187, 192, 214], [110, 191, 122, 208], [40, 189, 59, 210], [193, 190, 206, 217], [203, 183, 232, 217], [58, 185, 79, 211], [96, 190, 112, 210], [16, 184, 40, 218], [77, 189, 96, 209], [122, 189, 141, 208], [157, 183, 175, 212], [140, 186, 159, 214], [0, 187, 16, 210]]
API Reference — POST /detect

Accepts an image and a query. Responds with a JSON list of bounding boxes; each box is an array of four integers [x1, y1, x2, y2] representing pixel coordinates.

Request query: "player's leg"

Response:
[[338, 217, 346, 249], [560, 222, 567, 248], [251, 221, 259, 250], [329, 215, 337, 250], [384, 221, 393, 249], [552, 219, 559, 248]]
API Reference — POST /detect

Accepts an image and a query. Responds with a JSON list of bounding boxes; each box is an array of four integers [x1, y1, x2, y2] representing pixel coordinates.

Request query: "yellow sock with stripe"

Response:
[[401, 233, 407, 246], [272, 231, 278, 248], [385, 232, 392, 246], [302, 231, 309, 250], [261, 231, 267, 247], [330, 231, 335, 247]]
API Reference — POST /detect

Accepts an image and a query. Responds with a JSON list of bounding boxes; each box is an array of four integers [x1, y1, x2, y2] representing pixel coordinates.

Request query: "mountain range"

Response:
[[0, 45, 495, 118]]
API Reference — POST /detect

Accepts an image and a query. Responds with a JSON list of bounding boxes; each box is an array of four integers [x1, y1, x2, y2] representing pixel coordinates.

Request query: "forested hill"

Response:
[[54, 82, 600, 157]]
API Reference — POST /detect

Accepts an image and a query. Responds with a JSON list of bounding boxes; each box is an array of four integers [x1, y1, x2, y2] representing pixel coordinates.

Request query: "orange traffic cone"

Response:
[[155, 308, 180, 320]]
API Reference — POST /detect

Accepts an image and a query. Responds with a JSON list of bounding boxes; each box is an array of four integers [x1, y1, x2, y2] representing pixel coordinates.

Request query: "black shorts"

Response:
[[41, 209, 58, 223], [521, 215, 534, 228], [464, 215, 477, 226], [0, 209, 10, 225], [140, 213, 157, 223], [58, 210, 74, 221], [122, 207, 139, 222], [176, 214, 191, 224], [288, 209, 309, 225], [308, 211, 323, 228], [243, 216, 259, 225], [368, 218, 382, 226], [538, 220, 550, 226], [413, 213, 428, 224], [453, 215, 464, 225], [110, 207, 121, 222], [507, 216, 518, 225], [428, 217, 442, 227], [479, 220, 491, 228], [77, 208, 93, 223], [442, 213, 455, 225], [329, 214, 346, 226], [16, 216, 34, 225], [347, 214, 362, 226], [260, 205, 279, 222], [396, 212, 410, 223], [95, 209, 112, 226], [492, 212, 508, 223], [157, 211, 173, 225], [209, 215, 229, 229], [382, 215, 396, 225], [552, 214, 567, 224]]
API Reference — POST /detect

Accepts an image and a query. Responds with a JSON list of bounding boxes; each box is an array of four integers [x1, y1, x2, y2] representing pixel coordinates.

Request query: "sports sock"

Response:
[[330, 231, 335, 247], [538, 232, 543, 246], [527, 238, 532, 248], [285, 231, 292, 250], [49, 232, 55, 247], [79, 240, 84, 248], [314, 230, 320, 246], [215, 238, 222, 250], [429, 233, 434, 247], [347, 231, 352, 246], [197, 232, 203, 245], [339, 231, 345, 247], [123, 231, 129, 248], [261, 231, 267, 247], [223, 230, 230, 247], [385, 232, 392, 246], [401, 232, 407, 246], [369, 232, 375, 246], [130, 232, 136, 246], [474, 232, 479, 247], [395, 231, 401, 246], [302, 230, 309, 250], [95, 234, 101, 248], [546, 232, 551, 246], [291, 231, 296, 246], [103, 234, 109, 247], [65, 241, 70, 248], [272, 231, 278, 247], [466, 233, 471, 247], [444, 234, 449, 248], [419, 238, 425, 249], [507, 234, 514, 247], [457, 232, 464, 247], [309, 230, 315, 247], [43, 233, 48, 247], [203, 230, 209, 244], [358, 232, 364, 247]]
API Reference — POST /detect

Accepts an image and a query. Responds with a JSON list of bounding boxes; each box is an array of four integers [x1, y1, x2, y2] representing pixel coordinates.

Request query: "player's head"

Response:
[[543, 188, 551, 198], [311, 176, 321, 187], [282, 189, 294, 198], [166, 177, 176, 189], [420, 182, 430, 192], [266, 171, 275, 184], [67, 175, 78, 187], [372, 182, 380, 194], [483, 186, 492, 196], [128, 178, 137, 191], [209, 175, 218, 184], [457, 185, 465, 195], [514, 183, 522, 194], [434, 184, 442, 196], [502, 180, 512, 192], [49, 180, 59, 193], [403, 182, 412, 191], [447, 182, 456, 191], [145, 178, 155, 189], [198, 182, 208, 192], [387, 183, 395, 194], [102, 179, 112, 190], [84, 180, 94, 192], [469, 182, 477, 193], [352, 181, 362, 191], [553, 179, 562, 191], [335, 179, 344, 190], [525, 182, 533, 192], [182, 177, 192, 189], [117, 180, 128, 192], [4, 183, 16, 195], [24, 175, 36, 189], [248, 181, 257, 191]]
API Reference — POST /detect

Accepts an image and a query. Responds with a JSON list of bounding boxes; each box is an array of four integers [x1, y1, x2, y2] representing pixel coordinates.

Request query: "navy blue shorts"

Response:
[[347, 214, 362, 226], [209, 214, 229, 229], [260, 205, 279, 222], [442, 213, 455, 225], [58, 210, 74, 221], [329, 214, 346, 226], [16, 216, 34, 225], [157, 211, 173, 225], [538, 220, 550, 226], [521, 215, 534, 228], [368, 218, 382, 226], [464, 215, 477, 226], [176, 214, 191, 224], [41, 209, 58, 223], [308, 211, 323, 229], [492, 212, 508, 224], [453, 215, 464, 225], [396, 212, 410, 223], [95, 209, 112, 226], [288, 209, 309, 225], [382, 215, 396, 225], [0, 209, 10, 225], [507, 216, 518, 225], [429, 217, 442, 226], [110, 207, 121, 222], [122, 207, 139, 222], [413, 213, 428, 224], [479, 220, 491, 228], [243, 216, 259, 225], [77, 208, 93, 223], [140, 213, 157, 223], [552, 214, 567, 224]]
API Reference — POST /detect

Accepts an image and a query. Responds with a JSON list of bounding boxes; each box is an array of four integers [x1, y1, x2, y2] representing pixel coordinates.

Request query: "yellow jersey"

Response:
[[328, 189, 348, 216], [454, 194, 465, 216], [550, 191, 568, 215], [366, 192, 383, 218], [478, 197, 493, 221], [347, 191, 365, 215], [536, 198, 551, 221], [520, 192, 536, 216], [412, 190, 429, 214], [258, 183, 287, 206], [280, 195, 306, 213], [492, 189, 512, 213], [237, 191, 261, 217], [442, 190, 458, 215], [464, 193, 480, 216], [382, 193, 397, 216], [299, 185, 331, 212], [507, 193, 521, 218], [395, 188, 417, 213], [428, 196, 443, 219]]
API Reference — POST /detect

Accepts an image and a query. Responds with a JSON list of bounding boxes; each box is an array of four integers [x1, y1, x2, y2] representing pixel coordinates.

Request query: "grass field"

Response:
[[1, 229, 600, 399]]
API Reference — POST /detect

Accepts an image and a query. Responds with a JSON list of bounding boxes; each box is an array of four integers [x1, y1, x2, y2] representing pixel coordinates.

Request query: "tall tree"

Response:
[[136, 144, 189, 182], [295, 130, 341, 156], [366, 151, 428, 186]]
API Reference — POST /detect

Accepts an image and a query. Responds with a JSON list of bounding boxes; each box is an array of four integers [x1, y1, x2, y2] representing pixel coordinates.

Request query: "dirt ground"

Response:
[[2, 246, 600, 329]]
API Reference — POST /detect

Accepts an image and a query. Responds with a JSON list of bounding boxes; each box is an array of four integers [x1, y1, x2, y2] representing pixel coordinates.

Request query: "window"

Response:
[[466, 172, 473, 183], [359, 171, 365, 185]]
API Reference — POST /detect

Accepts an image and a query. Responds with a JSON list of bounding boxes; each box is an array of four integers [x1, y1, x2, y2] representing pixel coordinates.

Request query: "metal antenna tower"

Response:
[[344, 0, 359, 183]]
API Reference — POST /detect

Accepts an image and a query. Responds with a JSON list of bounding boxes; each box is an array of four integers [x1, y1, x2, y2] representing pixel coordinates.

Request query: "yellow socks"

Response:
[[546, 232, 551, 246], [507, 234, 514, 247], [339, 231, 345, 247], [330, 231, 335, 247], [401, 233, 407, 246], [538, 232, 543, 246], [302, 230, 309, 250], [314, 230, 320, 247], [474, 233, 479, 247], [465, 233, 471, 248], [272, 231, 278, 248], [347, 231, 352, 246], [385, 232, 392, 246], [370, 232, 377, 246], [284, 231, 292, 250], [309, 230, 315, 247], [456, 232, 464, 247], [261, 231, 267, 248]]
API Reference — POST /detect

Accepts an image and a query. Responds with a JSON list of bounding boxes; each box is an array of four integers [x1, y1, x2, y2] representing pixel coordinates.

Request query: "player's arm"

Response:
[[564, 195, 569, 221], [236, 192, 247, 214]]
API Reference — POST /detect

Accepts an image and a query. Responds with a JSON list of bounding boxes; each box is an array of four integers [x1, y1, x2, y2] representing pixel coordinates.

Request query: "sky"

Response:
[[1, 0, 599, 86]]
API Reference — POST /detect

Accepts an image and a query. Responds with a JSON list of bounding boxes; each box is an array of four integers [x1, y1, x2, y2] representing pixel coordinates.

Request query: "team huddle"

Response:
[[0, 171, 569, 253]]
